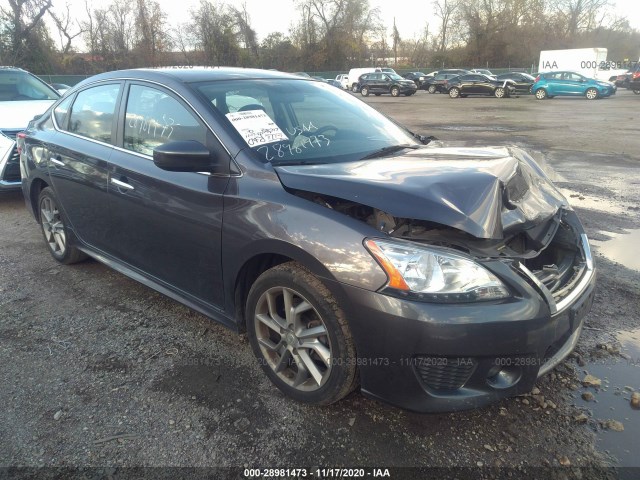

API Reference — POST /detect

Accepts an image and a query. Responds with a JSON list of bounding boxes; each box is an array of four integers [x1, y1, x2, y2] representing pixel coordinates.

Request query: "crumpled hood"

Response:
[[274, 146, 568, 240], [0, 100, 55, 130]]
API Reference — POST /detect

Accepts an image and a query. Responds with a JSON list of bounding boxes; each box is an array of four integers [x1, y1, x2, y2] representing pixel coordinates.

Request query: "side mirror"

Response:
[[153, 140, 213, 172]]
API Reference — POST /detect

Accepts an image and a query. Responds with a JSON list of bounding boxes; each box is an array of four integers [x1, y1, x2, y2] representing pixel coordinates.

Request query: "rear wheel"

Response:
[[428, 85, 437, 94], [449, 87, 460, 98], [351, 83, 359, 92], [633, 89, 640, 95], [246, 262, 358, 405], [391, 86, 400, 97], [361, 86, 369, 97], [585, 88, 598, 100], [535, 88, 547, 100], [38, 187, 87, 264]]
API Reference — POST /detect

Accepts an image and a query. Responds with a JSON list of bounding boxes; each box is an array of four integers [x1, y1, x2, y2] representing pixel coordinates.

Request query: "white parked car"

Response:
[[1, 67, 59, 192], [335, 73, 349, 89]]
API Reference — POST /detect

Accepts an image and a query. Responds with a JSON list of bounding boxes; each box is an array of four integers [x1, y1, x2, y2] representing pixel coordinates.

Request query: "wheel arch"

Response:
[[29, 178, 49, 222], [231, 241, 342, 333]]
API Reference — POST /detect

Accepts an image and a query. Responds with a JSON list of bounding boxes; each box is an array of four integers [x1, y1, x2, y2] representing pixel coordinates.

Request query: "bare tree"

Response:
[[1, 0, 52, 64], [433, 0, 458, 52], [49, 3, 85, 54]]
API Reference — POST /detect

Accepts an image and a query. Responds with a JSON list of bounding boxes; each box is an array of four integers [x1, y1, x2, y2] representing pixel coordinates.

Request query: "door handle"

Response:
[[50, 155, 64, 166], [111, 177, 134, 191]]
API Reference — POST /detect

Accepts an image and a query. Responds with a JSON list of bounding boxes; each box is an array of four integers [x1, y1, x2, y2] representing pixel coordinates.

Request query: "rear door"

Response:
[[48, 82, 122, 251], [105, 82, 230, 307]]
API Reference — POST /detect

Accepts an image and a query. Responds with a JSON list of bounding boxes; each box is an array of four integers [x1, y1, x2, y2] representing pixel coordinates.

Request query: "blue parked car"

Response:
[[532, 71, 616, 100]]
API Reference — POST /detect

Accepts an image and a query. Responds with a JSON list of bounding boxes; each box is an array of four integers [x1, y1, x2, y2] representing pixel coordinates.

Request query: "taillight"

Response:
[[16, 132, 26, 154], [633, 72, 640, 80]]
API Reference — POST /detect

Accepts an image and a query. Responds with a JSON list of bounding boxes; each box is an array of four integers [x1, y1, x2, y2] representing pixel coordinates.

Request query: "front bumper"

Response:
[[0, 131, 22, 192], [332, 235, 596, 413]]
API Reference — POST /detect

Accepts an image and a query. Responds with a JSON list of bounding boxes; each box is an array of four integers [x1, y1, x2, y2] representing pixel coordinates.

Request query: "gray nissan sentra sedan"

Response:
[[19, 67, 596, 412]]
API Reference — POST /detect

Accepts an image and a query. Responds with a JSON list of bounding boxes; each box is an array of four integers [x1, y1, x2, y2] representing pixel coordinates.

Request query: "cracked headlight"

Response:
[[364, 238, 510, 303]]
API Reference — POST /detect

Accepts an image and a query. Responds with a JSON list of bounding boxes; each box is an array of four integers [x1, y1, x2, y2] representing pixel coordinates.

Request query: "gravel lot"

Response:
[[1, 87, 639, 479]]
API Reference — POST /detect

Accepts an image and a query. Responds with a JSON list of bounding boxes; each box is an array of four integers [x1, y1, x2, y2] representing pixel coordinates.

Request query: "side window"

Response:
[[68, 84, 120, 143], [124, 84, 206, 156], [53, 95, 73, 129]]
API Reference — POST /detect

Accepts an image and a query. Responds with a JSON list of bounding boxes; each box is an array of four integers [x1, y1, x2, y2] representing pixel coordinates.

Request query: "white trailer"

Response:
[[538, 48, 626, 81]]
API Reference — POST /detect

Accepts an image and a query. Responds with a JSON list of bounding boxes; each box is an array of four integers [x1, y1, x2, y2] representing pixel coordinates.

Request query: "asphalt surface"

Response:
[[1, 87, 639, 479]]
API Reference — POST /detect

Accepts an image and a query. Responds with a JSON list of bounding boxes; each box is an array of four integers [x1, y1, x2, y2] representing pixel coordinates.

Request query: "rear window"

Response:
[[0, 70, 59, 101]]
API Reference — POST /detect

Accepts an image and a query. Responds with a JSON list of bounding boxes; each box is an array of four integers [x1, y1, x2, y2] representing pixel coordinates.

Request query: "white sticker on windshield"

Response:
[[225, 110, 288, 147]]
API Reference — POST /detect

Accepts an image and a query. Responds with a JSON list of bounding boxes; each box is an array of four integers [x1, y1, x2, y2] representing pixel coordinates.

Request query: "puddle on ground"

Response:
[[591, 229, 640, 272], [575, 328, 640, 468], [558, 188, 628, 215], [432, 125, 519, 132]]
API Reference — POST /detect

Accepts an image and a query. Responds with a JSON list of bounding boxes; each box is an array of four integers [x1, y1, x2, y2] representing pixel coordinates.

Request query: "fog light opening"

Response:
[[486, 365, 522, 389]]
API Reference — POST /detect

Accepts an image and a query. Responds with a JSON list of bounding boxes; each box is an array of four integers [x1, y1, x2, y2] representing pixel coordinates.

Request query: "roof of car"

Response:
[[80, 67, 306, 85]]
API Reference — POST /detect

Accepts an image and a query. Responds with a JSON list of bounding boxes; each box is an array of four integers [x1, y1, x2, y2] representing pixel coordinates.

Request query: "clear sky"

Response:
[[60, 0, 640, 49]]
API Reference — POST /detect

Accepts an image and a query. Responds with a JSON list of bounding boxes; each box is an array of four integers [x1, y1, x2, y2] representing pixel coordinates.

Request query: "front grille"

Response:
[[414, 356, 477, 391]]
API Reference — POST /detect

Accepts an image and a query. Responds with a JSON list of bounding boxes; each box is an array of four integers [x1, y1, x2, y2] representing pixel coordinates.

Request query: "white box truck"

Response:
[[538, 48, 626, 81]]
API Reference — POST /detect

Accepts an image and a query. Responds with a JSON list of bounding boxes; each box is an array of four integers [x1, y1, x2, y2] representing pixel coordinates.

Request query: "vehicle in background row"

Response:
[[50, 83, 71, 95], [1, 66, 60, 192], [360, 72, 417, 97], [533, 71, 616, 100], [446, 74, 516, 98], [326, 79, 343, 88], [348, 67, 397, 92], [19, 67, 595, 412], [425, 70, 470, 93], [538, 48, 627, 82], [335, 74, 349, 89], [470, 69, 494, 76], [628, 64, 640, 94], [402, 72, 427, 88], [496, 72, 536, 94]]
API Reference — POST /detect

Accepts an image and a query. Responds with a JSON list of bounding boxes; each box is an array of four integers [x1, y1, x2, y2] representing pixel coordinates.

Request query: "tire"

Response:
[[246, 262, 358, 405], [428, 85, 437, 94], [494, 87, 505, 98], [633, 89, 640, 95], [534, 88, 547, 100], [449, 87, 460, 98], [391, 86, 400, 97], [351, 84, 359, 93], [361, 86, 369, 97], [585, 88, 598, 100], [38, 187, 87, 264]]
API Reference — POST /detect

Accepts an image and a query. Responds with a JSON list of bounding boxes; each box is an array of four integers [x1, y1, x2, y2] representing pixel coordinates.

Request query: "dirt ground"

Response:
[[1, 87, 639, 479]]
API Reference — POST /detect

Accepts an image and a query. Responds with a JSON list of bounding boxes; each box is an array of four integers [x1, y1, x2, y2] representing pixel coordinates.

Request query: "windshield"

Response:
[[195, 79, 418, 165], [0, 71, 60, 101], [388, 73, 405, 81]]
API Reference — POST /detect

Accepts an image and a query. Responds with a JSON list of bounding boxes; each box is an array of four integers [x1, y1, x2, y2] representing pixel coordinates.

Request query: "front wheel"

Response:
[[535, 88, 547, 100], [361, 86, 369, 97], [428, 85, 437, 94], [494, 87, 506, 98], [449, 87, 460, 98], [38, 187, 87, 264], [633, 89, 640, 95], [585, 88, 599, 100], [390, 86, 400, 97], [246, 262, 358, 405]]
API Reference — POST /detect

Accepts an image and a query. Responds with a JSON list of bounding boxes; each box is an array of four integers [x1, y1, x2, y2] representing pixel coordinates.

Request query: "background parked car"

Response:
[[470, 68, 494, 76], [496, 72, 536, 94], [628, 63, 640, 94], [359, 72, 417, 97], [532, 71, 616, 100], [50, 83, 71, 95], [402, 72, 427, 88], [335, 73, 349, 89], [426, 70, 470, 93], [446, 73, 515, 98], [0, 66, 59, 192]]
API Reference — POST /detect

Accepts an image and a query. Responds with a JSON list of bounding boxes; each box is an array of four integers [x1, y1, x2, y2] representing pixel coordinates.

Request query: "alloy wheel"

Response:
[[585, 88, 598, 100], [40, 195, 66, 256], [254, 286, 332, 391]]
